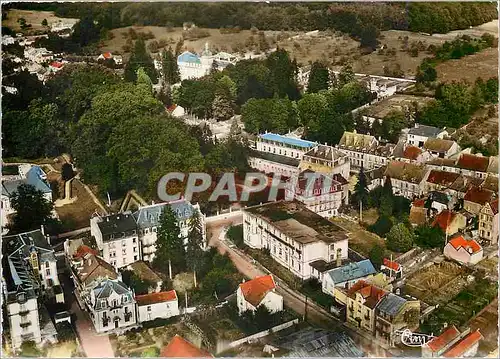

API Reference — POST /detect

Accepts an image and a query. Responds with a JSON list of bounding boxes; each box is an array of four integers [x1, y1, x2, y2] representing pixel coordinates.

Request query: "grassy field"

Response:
[[3, 9, 78, 33], [436, 47, 498, 83]]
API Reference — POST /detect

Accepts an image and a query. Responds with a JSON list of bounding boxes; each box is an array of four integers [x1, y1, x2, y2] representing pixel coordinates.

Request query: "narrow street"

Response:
[[61, 272, 115, 358], [207, 215, 392, 357]]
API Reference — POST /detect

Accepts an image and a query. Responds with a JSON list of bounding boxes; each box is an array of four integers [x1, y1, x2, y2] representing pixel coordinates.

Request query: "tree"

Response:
[[368, 215, 393, 237], [369, 244, 385, 270], [41, 18, 48, 27], [186, 211, 205, 286], [415, 224, 446, 249], [307, 61, 330, 93], [386, 223, 414, 253], [136, 67, 153, 94], [353, 165, 369, 209], [266, 48, 300, 100], [153, 206, 185, 276], [254, 305, 274, 330], [416, 62, 437, 83], [379, 176, 394, 217], [337, 64, 355, 88], [61, 163, 74, 181], [72, 12, 100, 48], [212, 94, 234, 121], [359, 23, 379, 50], [298, 93, 329, 135], [19, 341, 42, 357], [121, 270, 153, 295], [9, 184, 54, 234], [125, 38, 158, 83], [161, 47, 180, 85], [241, 97, 298, 134], [141, 347, 160, 357]]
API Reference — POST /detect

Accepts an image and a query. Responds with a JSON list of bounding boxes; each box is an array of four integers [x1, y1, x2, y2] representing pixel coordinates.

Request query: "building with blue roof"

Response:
[[321, 259, 377, 297], [2, 165, 52, 235]]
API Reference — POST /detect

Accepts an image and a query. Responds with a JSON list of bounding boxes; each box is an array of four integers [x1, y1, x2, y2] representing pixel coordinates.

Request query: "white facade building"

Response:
[[243, 201, 349, 280], [24, 47, 53, 64], [91, 213, 141, 269], [133, 200, 206, 262], [135, 290, 180, 322], [384, 161, 429, 199], [237, 275, 283, 315], [406, 124, 448, 148], [299, 144, 351, 179]]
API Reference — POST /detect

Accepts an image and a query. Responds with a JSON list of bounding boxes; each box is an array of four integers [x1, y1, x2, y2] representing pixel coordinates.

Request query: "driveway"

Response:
[[207, 216, 393, 357]]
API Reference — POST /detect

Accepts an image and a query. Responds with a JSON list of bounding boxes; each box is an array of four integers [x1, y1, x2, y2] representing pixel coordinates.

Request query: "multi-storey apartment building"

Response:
[[133, 200, 206, 262], [91, 212, 141, 269], [299, 144, 350, 179], [88, 279, 137, 333], [336, 131, 394, 171], [286, 170, 349, 218], [384, 161, 429, 199], [479, 199, 498, 244], [243, 201, 348, 280], [2, 230, 60, 349], [249, 132, 318, 178]]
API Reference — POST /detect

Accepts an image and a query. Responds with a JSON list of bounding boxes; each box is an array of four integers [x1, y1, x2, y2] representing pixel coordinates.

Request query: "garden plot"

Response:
[[404, 261, 470, 305]]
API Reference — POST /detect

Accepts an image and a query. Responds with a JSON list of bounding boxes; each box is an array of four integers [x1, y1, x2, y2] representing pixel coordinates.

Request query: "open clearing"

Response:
[[3, 9, 78, 33], [405, 261, 470, 305], [436, 47, 498, 83]]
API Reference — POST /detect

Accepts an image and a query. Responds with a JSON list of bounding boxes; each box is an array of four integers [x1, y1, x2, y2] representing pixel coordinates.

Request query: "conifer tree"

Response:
[[186, 211, 205, 286], [153, 206, 185, 276], [307, 61, 330, 93], [353, 165, 369, 208], [125, 38, 158, 83], [161, 46, 180, 85]]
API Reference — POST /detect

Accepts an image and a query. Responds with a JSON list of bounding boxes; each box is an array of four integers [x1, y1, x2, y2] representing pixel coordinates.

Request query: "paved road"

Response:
[[207, 215, 392, 357], [62, 273, 115, 358]]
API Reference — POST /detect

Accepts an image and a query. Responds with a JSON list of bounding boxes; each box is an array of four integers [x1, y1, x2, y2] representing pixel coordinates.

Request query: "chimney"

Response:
[[45, 234, 51, 246], [41, 224, 45, 236], [336, 249, 342, 267], [87, 257, 92, 267]]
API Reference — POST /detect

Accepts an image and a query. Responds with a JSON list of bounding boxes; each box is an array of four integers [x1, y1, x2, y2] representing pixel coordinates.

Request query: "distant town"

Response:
[[1, 2, 498, 358]]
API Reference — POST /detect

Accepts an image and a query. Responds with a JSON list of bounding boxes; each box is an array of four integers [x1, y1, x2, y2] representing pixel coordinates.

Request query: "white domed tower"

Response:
[[200, 42, 214, 75]]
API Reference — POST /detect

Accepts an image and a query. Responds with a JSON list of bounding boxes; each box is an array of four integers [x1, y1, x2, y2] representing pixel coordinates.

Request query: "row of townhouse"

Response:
[[65, 243, 180, 334], [90, 199, 206, 268], [249, 133, 351, 218], [2, 229, 63, 350]]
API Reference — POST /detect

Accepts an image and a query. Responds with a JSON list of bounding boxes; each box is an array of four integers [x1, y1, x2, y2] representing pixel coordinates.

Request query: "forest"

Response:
[[5, 2, 497, 37]]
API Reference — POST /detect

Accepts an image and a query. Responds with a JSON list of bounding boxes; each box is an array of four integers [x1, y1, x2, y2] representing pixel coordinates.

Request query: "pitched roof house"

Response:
[[161, 335, 213, 357], [237, 274, 283, 314], [346, 280, 387, 333], [135, 290, 179, 322], [423, 138, 459, 158], [443, 330, 482, 357], [423, 325, 462, 357], [423, 326, 482, 358], [432, 210, 466, 236], [384, 161, 428, 198], [464, 186, 495, 215], [322, 260, 377, 296], [443, 235, 483, 265], [479, 198, 499, 244]]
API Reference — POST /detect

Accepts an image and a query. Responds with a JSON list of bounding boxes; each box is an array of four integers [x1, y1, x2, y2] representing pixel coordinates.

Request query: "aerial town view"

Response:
[[1, 1, 498, 358]]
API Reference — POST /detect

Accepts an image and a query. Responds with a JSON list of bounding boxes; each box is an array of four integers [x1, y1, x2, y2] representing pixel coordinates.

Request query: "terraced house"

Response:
[[479, 199, 499, 244], [384, 161, 429, 199]]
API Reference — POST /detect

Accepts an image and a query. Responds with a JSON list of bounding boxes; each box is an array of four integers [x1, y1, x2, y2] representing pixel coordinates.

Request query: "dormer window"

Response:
[[123, 295, 128, 303]]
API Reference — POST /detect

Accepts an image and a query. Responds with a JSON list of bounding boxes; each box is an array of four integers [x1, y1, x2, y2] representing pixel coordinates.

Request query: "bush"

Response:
[[141, 347, 160, 357], [19, 341, 42, 357], [368, 215, 393, 237], [226, 224, 244, 248]]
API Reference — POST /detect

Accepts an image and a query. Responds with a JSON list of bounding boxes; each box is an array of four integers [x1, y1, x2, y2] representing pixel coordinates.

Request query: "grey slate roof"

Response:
[[376, 292, 407, 316], [326, 259, 376, 284], [93, 279, 134, 310], [429, 191, 451, 205], [2, 166, 51, 196], [97, 212, 137, 238], [408, 124, 444, 138], [249, 149, 300, 168], [133, 200, 197, 229]]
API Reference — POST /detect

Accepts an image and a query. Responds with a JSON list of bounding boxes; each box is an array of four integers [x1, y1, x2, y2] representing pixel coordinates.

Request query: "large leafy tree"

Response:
[[386, 223, 415, 253], [241, 97, 298, 134], [153, 206, 185, 275], [369, 244, 385, 270], [307, 61, 330, 93], [125, 37, 158, 83], [136, 67, 153, 94], [415, 224, 446, 249], [9, 184, 54, 234], [266, 48, 300, 100]]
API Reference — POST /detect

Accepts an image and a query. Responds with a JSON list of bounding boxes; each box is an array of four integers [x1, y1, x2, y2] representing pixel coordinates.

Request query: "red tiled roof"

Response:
[[347, 280, 386, 309], [489, 198, 499, 215], [403, 146, 422, 161], [432, 210, 456, 231], [457, 154, 489, 172], [50, 61, 64, 68], [448, 235, 482, 254], [383, 258, 400, 271], [73, 245, 98, 259], [443, 330, 482, 357], [103, 52, 112, 59], [167, 104, 177, 112], [464, 186, 494, 205], [161, 335, 213, 357], [426, 325, 461, 352], [412, 199, 425, 207], [239, 275, 276, 307], [135, 290, 177, 306], [426, 170, 460, 186]]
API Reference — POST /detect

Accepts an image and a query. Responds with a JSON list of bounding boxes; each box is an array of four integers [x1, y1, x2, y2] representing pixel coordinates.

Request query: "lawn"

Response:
[[436, 47, 498, 83], [54, 179, 107, 231], [3, 9, 78, 33], [329, 216, 395, 258]]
